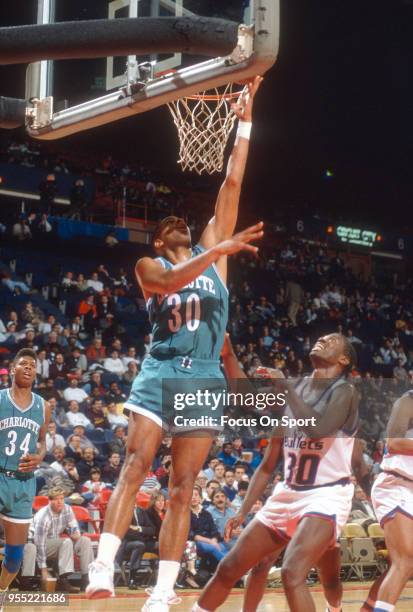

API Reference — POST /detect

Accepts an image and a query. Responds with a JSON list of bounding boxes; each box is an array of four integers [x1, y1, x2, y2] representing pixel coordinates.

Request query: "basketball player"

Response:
[[216, 333, 370, 612], [193, 332, 359, 612], [361, 390, 413, 612], [86, 76, 263, 608], [0, 348, 50, 609]]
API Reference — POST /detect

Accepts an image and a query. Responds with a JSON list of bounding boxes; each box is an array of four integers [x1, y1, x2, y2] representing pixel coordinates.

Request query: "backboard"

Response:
[[24, 0, 279, 139]]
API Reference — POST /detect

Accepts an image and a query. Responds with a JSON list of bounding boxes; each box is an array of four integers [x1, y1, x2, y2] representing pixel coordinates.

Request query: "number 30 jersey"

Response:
[[147, 244, 229, 361], [283, 377, 359, 488], [0, 388, 45, 471]]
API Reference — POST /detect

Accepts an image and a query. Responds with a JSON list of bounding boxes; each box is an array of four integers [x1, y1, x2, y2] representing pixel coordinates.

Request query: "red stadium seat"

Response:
[[136, 491, 150, 509], [33, 496, 49, 512], [71, 505, 101, 542]]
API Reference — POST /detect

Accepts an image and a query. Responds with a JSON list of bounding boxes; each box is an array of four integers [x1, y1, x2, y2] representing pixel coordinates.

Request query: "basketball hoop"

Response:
[[167, 83, 246, 175]]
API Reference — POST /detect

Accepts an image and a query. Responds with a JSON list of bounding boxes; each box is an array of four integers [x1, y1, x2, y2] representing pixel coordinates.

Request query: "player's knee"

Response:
[[216, 555, 243, 586], [123, 451, 152, 484], [3, 543, 25, 574], [281, 563, 304, 589], [168, 476, 195, 506], [251, 556, 274, 576], [395, 556, 413, 577]]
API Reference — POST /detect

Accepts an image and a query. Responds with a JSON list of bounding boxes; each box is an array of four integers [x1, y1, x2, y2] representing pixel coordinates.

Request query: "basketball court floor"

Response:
[[6, 584, 413, 611]]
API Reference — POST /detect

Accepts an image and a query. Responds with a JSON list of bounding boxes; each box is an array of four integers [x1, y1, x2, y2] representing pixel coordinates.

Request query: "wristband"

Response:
[[236, 121, 252, 142]]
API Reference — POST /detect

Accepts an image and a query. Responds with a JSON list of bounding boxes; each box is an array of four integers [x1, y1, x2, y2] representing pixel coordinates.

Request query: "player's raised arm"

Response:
[[199, 76, 263, 249], [136, 222, 263, 298], [386, 393, 413, 455]]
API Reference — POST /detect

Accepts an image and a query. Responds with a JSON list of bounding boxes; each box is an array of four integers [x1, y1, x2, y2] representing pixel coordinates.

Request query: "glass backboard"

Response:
[[24, 0, 279, 139]]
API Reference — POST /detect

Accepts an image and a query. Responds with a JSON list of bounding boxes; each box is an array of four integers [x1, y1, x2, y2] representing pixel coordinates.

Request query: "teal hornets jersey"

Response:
[[0, 389, 45, 471], [148, 244, 229, 360]]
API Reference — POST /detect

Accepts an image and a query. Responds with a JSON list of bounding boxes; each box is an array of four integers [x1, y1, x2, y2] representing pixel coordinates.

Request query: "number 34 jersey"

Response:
[[283, 377, 359, 488], [147, 245, 229, 361], [0, 389, 45, 471]]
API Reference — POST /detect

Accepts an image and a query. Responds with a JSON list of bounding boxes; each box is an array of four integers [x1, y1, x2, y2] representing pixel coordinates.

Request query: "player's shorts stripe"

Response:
[[123, 403, 164, 428], [0, 512, 32, 524], [380, 506, 413, 527]]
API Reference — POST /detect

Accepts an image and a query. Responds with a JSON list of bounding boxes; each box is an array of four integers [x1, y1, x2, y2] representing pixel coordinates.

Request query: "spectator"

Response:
[[107, 401, 129, 429], [213, 462, 226, 486], [49, 353, 69, 385], [350, 486, 377, 524], [65, 400, 93, 430], [86, 272, 104, 294], [85, 337, 106, 364], [203, 458, 219, 481], [76, 447, 102, 484], [38, 173, 57, 212], [21, 487, 93, 592], [202, 480, 220, 510], [65, 435, 85, 462], [109, 425, 127, 456], [222, 469, 237, 502], [36, 349, 50, 380], [190, 486, 229, 564], [207, 489, 236, 540], [285, 276, 304, 326], [231, 480, 249, 511], [107, 381, 127, 405], [122, 346, 140, 368], [102, 452, 122, 485], [45, 422, 66, 454], [218, 442, 238, 468], [12, 218, 32, 241], [63, 379, 89, 404], [82, 467, 110, 503], [86, 398, 110, 430], [49, 446, 66, 473], [103, 350, 126, 378], [123, 361, 140, 387]]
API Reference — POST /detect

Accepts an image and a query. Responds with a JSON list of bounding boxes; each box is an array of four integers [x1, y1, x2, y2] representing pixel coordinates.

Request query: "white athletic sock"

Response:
[[152, 560, 180, 595], [373, 602, 395, 612], [191, 604, 209, 612], [326, 605, 342, 612], [96, 533, 121, 566]]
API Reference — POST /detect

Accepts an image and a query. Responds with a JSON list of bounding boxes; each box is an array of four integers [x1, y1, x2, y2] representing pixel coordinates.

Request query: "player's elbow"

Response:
[[223, 174, 241, 191]]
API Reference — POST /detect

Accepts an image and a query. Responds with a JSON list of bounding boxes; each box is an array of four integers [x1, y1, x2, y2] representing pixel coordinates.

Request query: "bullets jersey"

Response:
[[283, 377, 358, 487]]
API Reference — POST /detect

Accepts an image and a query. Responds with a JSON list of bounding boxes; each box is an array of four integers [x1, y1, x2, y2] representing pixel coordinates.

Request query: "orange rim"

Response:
[[185, 90, 243, 101], [154, 70, 244, 102]]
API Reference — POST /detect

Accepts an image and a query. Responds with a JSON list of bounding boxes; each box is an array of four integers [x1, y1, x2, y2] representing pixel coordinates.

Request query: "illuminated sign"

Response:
[[336, 226, 378, 248]]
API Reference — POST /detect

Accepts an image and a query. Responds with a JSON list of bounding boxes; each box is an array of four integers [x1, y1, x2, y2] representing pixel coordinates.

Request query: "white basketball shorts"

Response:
[[372, 471, 413, 526], [256, 481, 354, 541]]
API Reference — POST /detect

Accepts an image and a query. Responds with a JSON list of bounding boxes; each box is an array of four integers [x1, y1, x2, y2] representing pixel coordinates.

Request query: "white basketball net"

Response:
[[167, 83, 245, 175]]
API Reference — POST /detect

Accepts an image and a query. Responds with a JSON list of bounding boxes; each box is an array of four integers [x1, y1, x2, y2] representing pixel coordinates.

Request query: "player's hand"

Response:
[[224, 513, 245, 541], [18, 453, 42, 472], [256, 366, 285, 380], [41, 568, 51, 581], [232, 76, 264, 122], [221, 333, 234, 358], [214, 222, 264, 257]]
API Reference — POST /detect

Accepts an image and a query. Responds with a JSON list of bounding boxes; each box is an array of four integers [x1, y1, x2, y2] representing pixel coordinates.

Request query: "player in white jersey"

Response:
[[193, 333, 358, 612], [362, 391, 413, 612]]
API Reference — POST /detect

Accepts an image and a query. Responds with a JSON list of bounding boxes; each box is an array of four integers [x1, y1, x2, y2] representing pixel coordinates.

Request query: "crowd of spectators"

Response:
[[1, 138, 198, 224]]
